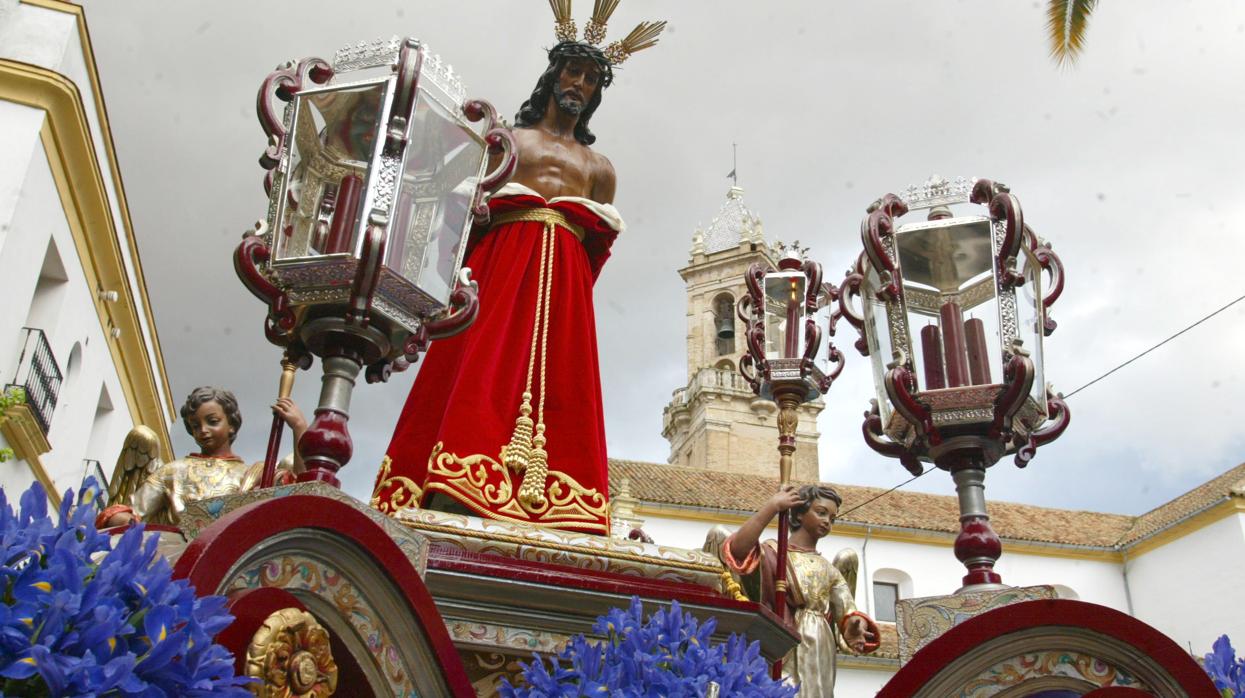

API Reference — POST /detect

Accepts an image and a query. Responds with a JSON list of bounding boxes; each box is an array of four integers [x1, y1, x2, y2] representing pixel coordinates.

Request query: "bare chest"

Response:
[[511, 130, 595, 199]]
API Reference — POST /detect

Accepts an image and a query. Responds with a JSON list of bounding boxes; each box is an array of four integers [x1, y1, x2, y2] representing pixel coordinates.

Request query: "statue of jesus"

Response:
[[374, 7, 664, 535]]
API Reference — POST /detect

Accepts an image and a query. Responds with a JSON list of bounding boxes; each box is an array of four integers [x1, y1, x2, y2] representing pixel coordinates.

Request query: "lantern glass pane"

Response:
[[275, 83, 386, 262], [862, 265, 895, 425], [897, 217, 1001, 390], [763, 271, 807, 362], [1018, 243, 1046, 414], [383, 85, 487, 306], [896, 217, 993, 293]]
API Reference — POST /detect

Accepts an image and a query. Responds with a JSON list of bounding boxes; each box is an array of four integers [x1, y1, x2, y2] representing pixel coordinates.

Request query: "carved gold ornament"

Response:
[[246, 608, 339, 698]]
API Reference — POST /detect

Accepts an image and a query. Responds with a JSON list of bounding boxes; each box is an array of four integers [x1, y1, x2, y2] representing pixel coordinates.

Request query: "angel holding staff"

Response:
[[97, 386, 306, 528], [713, 484, 879, 694]]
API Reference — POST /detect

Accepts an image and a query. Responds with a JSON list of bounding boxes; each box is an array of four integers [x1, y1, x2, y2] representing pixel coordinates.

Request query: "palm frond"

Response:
[[1046, 0, 1098, 67]]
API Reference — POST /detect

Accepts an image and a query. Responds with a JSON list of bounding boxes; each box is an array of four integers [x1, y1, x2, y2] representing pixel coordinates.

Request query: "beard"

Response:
[[555, 90, 585, 116]]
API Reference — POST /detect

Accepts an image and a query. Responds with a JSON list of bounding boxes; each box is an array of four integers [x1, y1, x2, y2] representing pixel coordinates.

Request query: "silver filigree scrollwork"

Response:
[[372, 154, 401, 212], [993, 221, 1020, 346], [420, 50, 466, 105], [333, 36, 404, 72], [899, 174, 974, 211]]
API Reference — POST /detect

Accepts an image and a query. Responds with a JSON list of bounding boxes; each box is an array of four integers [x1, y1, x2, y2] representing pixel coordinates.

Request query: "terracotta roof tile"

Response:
[[1119, 461, 1245, 544], [874, 622, 899, 660], [609, 459, 1245, 549]]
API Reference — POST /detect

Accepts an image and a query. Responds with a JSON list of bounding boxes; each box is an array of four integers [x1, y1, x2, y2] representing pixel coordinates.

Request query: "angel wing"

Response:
[[833, 547, 862, 653], [832, 547, 859, 601], [108, 425, 163, 506]]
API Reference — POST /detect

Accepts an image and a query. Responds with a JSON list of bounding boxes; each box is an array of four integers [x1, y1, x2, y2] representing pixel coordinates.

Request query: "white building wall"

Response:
[[834, 669, 892, 697], [0, 130, 130, 496], [1127, 511, 1245, 654], [1, 3, 170, 500]]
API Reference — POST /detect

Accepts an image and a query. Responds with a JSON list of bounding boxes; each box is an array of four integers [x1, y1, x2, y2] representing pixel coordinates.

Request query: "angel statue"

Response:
[[97, 386, 306, 528], [705, 484, 879, 696]]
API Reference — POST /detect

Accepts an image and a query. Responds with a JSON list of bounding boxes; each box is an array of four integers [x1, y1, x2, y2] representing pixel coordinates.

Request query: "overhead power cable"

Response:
[[1062, 292, 1245, 399], [839, 469, 930, 518]]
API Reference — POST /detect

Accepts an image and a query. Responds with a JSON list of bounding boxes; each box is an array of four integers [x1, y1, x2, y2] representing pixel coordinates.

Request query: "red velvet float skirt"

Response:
[[373, 194, 618, 534]]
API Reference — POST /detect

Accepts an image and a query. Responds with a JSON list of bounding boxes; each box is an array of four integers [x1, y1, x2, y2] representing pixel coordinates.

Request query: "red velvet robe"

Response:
[[373, 190, 620, 534]]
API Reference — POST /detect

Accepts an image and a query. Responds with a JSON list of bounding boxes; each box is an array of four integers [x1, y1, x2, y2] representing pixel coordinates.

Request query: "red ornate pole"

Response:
[[297, 348, 363, 488], [771, 389, 802, 615], [938, 451, 1004, 587], [260, 356, 300, 488], [768, 387, 805, 681]]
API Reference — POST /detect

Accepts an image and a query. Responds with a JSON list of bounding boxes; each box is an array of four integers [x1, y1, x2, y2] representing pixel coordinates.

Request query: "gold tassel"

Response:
[[518, 424, 549, 507], [500, 393, 535, 472], [584, 0, 621, 45]]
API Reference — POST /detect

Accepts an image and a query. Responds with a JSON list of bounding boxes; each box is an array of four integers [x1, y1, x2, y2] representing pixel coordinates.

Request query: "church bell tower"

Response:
[[661, 186, 823, 482]]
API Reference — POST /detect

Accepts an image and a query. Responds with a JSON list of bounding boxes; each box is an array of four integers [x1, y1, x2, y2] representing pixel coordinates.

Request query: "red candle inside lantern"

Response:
[[965, 317, 991, 385], [324, 173, 363, 255], [920, 324, 947, 389], [940, 301, 970, 387], [784, 279, 801, 358]]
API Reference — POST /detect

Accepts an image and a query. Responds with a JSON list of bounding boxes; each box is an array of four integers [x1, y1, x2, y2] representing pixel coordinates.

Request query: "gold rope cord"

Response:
[[517, 220, 557, 507], [489, 209, 576, 509], [499, 219, 550, 474]]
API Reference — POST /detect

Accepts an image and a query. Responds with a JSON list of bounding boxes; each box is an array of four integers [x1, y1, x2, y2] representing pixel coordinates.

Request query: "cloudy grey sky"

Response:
[[78, 1, 1245, 516]]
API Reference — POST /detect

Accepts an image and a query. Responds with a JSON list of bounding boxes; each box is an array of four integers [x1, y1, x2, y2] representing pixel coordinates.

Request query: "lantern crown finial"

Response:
[[773, 239, 810, 269], [899, 174, 976, 211]]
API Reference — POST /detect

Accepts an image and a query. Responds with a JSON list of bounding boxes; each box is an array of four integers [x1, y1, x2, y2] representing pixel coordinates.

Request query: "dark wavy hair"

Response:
[[180, 386, 242, 444], [788, 485, 844, 531], [514, 42, 613, 146]]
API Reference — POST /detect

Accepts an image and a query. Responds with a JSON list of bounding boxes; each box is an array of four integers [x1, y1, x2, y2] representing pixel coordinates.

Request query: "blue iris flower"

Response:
[[1203, 635, 1245, 697], [0, 479, 253, 695], [501, 596, 796, 697]]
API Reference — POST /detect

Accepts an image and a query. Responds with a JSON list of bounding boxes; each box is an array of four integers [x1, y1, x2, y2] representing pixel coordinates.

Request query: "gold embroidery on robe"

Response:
[[395, 442, 610, 533]]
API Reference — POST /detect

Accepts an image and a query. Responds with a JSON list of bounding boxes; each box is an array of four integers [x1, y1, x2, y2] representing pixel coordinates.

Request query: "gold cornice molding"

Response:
[[18, 0, 177, 422], [0, 58, 174, 460], [0, 405, 61, 508]]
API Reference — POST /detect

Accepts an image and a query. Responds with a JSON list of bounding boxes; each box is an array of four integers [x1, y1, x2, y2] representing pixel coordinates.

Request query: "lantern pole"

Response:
[[739, 249, 844, 681]]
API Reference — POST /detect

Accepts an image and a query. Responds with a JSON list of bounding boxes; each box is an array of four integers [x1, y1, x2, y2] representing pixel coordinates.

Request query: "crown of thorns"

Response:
[[547, 0, 666, 65]]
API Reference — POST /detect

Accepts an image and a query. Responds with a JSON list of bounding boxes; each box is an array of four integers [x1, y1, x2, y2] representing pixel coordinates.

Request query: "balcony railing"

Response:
[[6, 327, 62, 434]]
